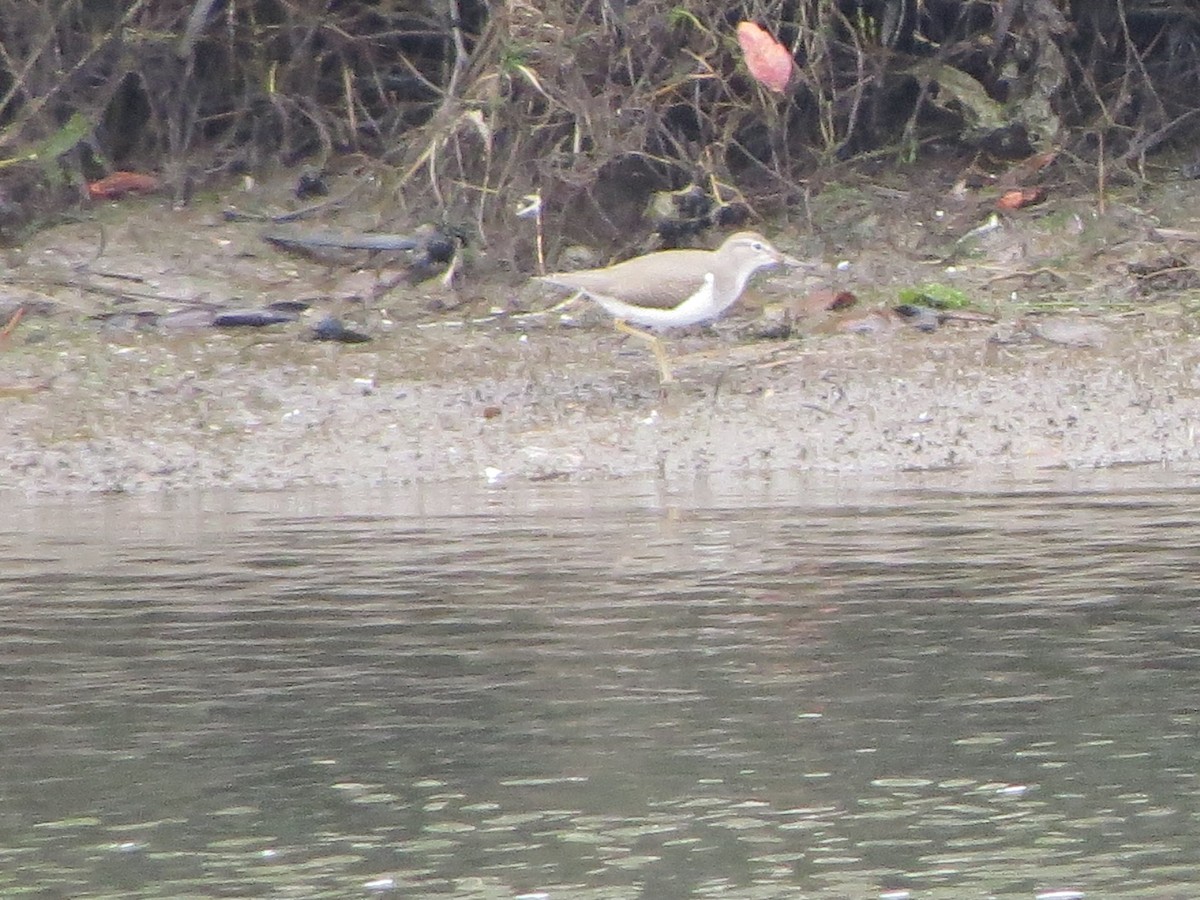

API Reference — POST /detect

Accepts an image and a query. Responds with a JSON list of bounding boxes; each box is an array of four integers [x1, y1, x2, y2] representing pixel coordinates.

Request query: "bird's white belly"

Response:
[[592, 273, 721, 329]]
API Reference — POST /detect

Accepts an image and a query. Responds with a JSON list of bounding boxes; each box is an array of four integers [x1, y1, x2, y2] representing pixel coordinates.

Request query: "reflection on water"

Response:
[[2, 470, 1200, 898]]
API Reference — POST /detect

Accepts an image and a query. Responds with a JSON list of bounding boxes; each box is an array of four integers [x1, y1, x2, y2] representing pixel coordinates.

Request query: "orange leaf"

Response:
[[997, 187, 1047, 211], [737, 21, 793, 94], [87, 171, 160, 200], [790, 289, 858, 317]]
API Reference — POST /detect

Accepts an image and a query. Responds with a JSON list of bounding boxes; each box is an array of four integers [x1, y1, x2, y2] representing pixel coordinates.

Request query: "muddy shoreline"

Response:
[[3, 313, 1198, 495], [3, 178, 1199, 496]]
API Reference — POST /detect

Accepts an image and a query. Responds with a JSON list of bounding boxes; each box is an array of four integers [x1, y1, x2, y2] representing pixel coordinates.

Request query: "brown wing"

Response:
[[540, 250, 712, 310]]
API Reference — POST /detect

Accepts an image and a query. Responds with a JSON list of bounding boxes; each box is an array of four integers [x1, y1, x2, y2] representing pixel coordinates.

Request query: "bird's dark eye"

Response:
[[752, 242, 764, 250]]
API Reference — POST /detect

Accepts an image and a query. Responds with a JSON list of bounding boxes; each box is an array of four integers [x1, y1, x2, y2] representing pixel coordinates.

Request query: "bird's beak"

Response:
[[780, 252, 810, 268]]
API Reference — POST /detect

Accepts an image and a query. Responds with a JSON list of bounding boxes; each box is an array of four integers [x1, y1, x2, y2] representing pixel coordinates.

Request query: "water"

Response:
[[2, 471, 1199, 899]]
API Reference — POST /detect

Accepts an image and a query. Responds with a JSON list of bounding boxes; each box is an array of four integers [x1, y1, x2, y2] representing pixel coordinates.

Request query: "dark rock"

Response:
[[312, 315, 371, 343], [213, 308, 299, 327]]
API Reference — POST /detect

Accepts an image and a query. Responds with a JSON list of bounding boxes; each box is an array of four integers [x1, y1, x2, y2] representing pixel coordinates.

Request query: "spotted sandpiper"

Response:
[[538, 231, 801, 382]]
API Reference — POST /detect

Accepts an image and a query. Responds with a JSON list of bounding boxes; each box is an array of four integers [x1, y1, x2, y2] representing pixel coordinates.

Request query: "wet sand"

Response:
[[3, 312, 1197, 494], [2, 178, 1198, 494]]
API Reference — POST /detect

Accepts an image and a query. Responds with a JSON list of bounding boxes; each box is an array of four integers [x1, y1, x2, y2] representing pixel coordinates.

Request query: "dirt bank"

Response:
[[2, 170, 1199, 494]]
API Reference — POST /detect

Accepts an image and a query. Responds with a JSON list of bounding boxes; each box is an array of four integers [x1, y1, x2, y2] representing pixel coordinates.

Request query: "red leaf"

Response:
[[790, 289, 858, 318], [87, 171, 160, 200], [997, 187, 1047, 211], [737, 21, 793, 94]]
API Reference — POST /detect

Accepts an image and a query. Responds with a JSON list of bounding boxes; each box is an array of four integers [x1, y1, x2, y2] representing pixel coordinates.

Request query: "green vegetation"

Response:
[[898, 283, 973, 310]]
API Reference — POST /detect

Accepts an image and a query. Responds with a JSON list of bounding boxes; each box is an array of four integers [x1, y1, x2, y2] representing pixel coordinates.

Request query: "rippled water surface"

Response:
[[3, 471, 1200, 899]]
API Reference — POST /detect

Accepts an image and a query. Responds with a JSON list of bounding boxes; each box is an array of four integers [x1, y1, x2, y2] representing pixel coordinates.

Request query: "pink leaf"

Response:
[[737, 21, 793, 94]]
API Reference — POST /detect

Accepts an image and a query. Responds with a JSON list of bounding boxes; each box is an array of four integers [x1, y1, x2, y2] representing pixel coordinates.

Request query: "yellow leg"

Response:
[[615, 318, 674, 383], [547, 289, 585, 314]]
